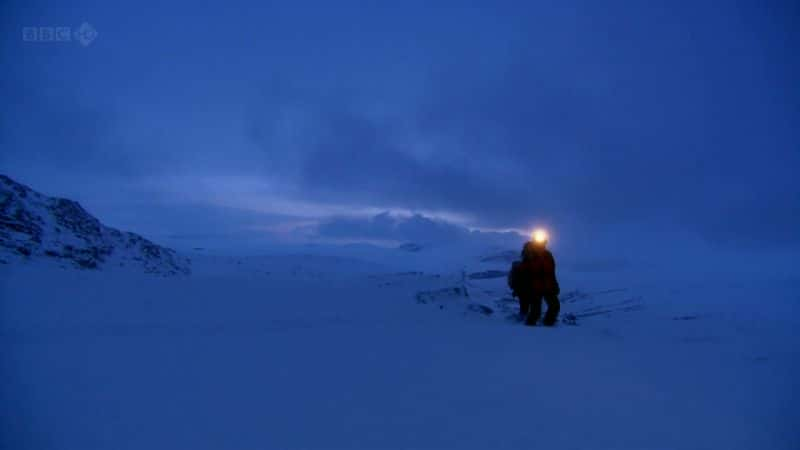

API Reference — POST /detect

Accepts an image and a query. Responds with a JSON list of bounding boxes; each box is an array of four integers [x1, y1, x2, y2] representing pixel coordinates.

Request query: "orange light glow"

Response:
[[531, 229, 548, 244]]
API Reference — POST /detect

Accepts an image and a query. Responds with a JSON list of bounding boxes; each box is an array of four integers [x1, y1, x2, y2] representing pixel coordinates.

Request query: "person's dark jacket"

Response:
[[510, 245, 560, 297]]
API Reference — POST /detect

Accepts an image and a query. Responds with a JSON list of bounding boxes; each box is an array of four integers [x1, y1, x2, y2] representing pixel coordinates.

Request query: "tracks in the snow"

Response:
[[396, 269, 645, 325]]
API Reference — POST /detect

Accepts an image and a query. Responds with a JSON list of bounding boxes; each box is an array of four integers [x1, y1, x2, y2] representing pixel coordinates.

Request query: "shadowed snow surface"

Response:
[[1, 252, 798, 449]]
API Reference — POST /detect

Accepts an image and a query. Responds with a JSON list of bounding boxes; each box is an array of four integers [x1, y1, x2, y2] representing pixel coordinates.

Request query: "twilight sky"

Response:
[[1, 1, 798, 256]]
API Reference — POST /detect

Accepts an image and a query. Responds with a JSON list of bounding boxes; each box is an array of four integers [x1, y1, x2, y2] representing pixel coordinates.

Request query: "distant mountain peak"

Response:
[[397, 242, 424, 252], [0, 174, 190, 275]]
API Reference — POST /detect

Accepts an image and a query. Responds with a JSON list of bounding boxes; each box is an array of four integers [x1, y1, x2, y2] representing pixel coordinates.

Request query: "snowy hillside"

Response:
[[0, 175, 190, 275]]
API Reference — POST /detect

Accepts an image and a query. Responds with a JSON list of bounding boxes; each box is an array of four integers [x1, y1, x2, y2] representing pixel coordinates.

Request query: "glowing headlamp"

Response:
[[531, 228, 549, 244]]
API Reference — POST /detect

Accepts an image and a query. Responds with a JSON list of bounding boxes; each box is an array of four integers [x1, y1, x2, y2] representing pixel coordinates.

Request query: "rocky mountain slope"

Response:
[[0, 175, 190, 275]]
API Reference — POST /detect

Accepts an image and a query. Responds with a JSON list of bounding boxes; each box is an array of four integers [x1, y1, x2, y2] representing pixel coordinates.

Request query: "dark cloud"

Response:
[[2, 0, 798, 251], [241, 1, 800, 247]]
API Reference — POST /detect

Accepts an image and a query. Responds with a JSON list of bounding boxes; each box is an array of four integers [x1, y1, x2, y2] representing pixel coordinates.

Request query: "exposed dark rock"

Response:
[[466, 304, 494, 315], [673, 315, 699, 321], [562, 313, 578, 325], [0, 174, 190, 275], [415, 286, 468, 304], [397, 242, 423, 252], [468, 270, 507, 280]]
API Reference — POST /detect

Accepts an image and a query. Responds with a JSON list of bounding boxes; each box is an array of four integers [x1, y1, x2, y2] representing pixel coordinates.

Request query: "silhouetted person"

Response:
[[508, 235, 560, 326]]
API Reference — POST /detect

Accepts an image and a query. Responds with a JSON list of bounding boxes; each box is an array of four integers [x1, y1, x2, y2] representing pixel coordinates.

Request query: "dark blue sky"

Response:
[[2, 1, 798, 256]]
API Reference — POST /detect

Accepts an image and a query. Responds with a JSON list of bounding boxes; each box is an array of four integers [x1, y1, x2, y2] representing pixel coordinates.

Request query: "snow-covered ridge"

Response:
[[0, 174, 190, 275]]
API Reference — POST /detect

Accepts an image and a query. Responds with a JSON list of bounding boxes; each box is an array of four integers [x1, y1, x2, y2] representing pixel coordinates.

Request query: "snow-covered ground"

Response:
[[2, 249, 798, 449]]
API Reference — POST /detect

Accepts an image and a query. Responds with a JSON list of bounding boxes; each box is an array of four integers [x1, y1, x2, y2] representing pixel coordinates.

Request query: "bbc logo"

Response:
[[22, 23, 97, 47], [23, 27, 72, 42]]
